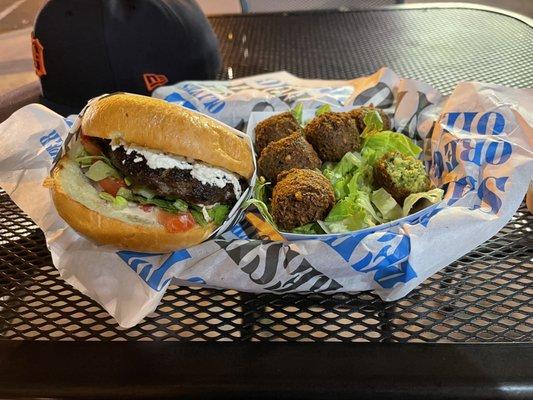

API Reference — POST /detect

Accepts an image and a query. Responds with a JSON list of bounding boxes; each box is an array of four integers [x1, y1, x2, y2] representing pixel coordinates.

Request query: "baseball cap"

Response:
[[32, 0, 221, 115]]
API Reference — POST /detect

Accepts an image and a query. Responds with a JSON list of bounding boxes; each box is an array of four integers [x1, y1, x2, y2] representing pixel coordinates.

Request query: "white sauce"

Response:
[[111, 142, 242, 199]]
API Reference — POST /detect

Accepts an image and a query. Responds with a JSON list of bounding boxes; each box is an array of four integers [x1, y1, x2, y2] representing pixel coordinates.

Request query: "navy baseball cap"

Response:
[[32, 0, 221, 115]]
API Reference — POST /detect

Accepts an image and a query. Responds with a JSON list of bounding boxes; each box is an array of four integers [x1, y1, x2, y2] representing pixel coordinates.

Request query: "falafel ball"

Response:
[[272, 168, 335, 231], [255, 111, 302, 154], [258, 133, 322, 183], [304, 111, 361, 162], [374, 151, 431, 204], [348, 106, 391, 133]]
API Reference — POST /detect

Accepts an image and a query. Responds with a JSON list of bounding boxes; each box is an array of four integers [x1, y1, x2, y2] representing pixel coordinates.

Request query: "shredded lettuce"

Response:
[[85, 160, 120, 181], [99, 192, 115, 202], [135, 197, 180, 213], [346, 162, 373, 193], [118, 186, 191, 215], [322, 191, 376, 233], [208, 204, 230, 225], [173, 199, 188, 212], [371, 188, 402, 221], [132, 186, 156, 199], [187, 204, 229, 227], [359, 110, 421, 165], [75, 155, 111, 167], [242, 177, 277, 228], [73, 141, 113, 167], [402, 188, 444, 216], [321, 205, 368, 233], [362, 131, 422, 166], [291, 223, 324, 234], [361, 109, 384, 137], [315, 104, 331, 116], [98, 192, 128, 209], [323, 152, 363, 199], [190, 207, 207, 226], [113, 195, 128, 209], [116, 187, 132, 199], [291, 103, 304, 126], [71, 140, 88, 159]]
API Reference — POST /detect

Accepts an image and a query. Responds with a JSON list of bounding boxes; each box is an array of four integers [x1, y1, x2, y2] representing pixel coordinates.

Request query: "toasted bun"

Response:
[[48, 156, 215, 252], [81, 93, 254, 179]]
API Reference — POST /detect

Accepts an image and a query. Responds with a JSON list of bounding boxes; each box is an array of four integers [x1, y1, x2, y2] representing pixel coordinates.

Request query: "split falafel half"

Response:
[[304, 111, 361, 162], [348, 106, 391, 133], [258, 133, 322, 183], [254, 111, 302, 154], [271, 168, 335, 231], [374, 151, 431, 204]]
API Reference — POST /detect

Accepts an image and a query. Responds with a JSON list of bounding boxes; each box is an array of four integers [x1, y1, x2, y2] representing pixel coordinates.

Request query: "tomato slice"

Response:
[[81, 134, 102, 156], [157, 210, 196, 233], [99, 177, 126, 197], [140, 204, 154, 213]]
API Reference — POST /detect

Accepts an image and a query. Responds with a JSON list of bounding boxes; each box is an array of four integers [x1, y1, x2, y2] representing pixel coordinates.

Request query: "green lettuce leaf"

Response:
[[98, 192, 128, 210], [371, 188, 402, 221], [321, 204, 368, 233], [361, 109, 384, 137], [362, 131, 422, 165], [315, 104, 331, 116], [322, 152, 363, 199], [346, 161, 373, 194], [242, 177, 277, 228], [116, 187, 133, 200], [291, 103, 304, 126], [322, 192, 376, 233], [113, 195, 128, 209], [208, 204, 230, 225], [173, 198, 188, 212], [402, 188, 444, 216], [291, 222, 324, 234], [132, 186, 156, 199], [190, 207, 207, 226], [85, 160, 120, 181]]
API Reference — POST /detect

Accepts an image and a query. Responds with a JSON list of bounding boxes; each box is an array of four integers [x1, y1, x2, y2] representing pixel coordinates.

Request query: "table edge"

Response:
[[0, 341, 532, 399], [207, 3, 533, 28]]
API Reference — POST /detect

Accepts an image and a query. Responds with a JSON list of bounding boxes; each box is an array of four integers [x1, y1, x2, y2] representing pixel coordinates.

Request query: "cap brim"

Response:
[[39, 96, 82, 117]]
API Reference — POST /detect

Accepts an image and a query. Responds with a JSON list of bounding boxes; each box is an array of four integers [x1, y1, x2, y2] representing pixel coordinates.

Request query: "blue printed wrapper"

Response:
[[0, 68, 531, 327]]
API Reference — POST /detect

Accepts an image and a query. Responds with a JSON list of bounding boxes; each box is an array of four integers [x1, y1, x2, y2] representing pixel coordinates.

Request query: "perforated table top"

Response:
[[1, 6, 532, 344]]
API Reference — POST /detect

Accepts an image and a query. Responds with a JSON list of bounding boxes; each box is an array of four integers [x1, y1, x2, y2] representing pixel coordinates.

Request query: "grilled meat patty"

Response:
[[94, 138, 240, 206]]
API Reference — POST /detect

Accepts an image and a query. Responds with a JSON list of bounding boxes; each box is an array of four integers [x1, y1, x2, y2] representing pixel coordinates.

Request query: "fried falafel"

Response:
[[272, 168, 335, 231], [349, 106, 391, 133], [374, 151, 431, 204], [304, 111, 361, 162], [254, 111, 302, 154], [258, 133, 322, 183]]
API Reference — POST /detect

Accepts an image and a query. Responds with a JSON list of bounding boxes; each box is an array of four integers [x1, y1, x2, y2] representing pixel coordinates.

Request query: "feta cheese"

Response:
[[111, 142, 242, 198], [201, 206, 212, 223]]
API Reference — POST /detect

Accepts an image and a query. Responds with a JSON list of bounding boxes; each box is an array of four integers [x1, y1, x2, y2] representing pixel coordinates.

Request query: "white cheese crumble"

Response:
[[201, 206, 212, 223], [111, 142, 242, 199]]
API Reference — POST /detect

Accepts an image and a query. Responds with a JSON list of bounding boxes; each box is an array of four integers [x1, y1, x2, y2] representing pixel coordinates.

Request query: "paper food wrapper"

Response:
[[0, 68, 531, 328]]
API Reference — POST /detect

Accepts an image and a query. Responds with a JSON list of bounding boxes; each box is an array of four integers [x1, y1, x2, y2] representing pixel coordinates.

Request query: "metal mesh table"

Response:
[[0, 5, 532, 399]]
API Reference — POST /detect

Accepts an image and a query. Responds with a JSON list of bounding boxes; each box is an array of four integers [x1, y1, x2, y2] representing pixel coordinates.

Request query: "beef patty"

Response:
[[95, 138, 240, 206]]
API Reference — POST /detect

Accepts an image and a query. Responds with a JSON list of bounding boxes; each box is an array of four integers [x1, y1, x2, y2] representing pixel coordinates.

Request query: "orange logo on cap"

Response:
[[31, 33, 46, 77], [143, 73, 169, 92]]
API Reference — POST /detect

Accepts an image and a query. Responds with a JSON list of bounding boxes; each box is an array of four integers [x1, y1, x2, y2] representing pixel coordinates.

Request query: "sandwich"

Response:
[[45, 93, 254, 252]]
